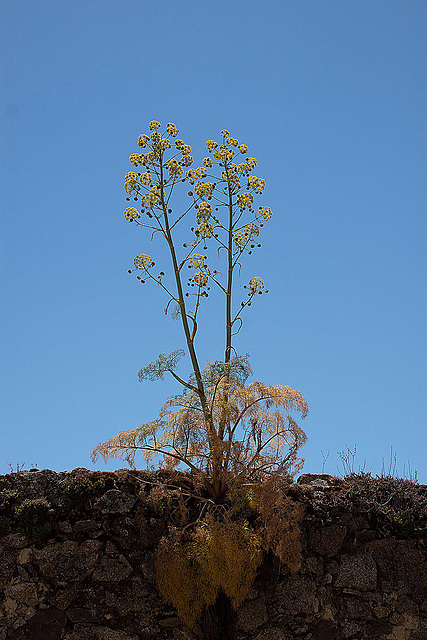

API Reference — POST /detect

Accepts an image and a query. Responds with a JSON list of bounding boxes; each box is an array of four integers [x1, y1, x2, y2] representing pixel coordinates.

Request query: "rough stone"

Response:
[[66, 608, 104, 623], [0, 548, 16, 589], [297, 474, 334, 485], [339, 620, 361, 638], [335, 551, 377, 591], [34, 540, 102, 581], [94, 490, 136, 514], [310, 524, 346, 556], [4, 581, 38, 607], [368, 539, 427, 600], [254, 629, 292, 640], [73, 520, 100, 536], [310, 619, 339, 640], [172, 630, 196, 640], [345, 596, 372, 619], [237, 597, 268, 631], [27, 609, 67, 640], [0, 469, 425, 640], [409, 618, 427, 639], [159, 616, 181, 627], [104, 579, 151, 613], [275, 575, 317, 615], [306, 556, 324, 574], [92, 554, 133, 582], [17, 548, 32, 565], [66, 625, 140, 640], [373, 604, 391, 618], [364, 620, 393, 637]]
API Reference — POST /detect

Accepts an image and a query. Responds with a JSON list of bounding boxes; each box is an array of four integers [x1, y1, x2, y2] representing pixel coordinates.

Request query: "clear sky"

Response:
[[1, 1, 426, 481]]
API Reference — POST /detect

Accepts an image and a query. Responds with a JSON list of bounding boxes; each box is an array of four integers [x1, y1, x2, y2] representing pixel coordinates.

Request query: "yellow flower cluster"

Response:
[[233, 223, 259, 248], [140, 172, 152, 185], [227, 137, 239, 147], [130, 153, 144, 166], [150, 131, 161, 142], [188, 254, 206, 269], [191, 271, 209, 287], [134, 253, 153, 269], [124, 207, 140, 221], [186, 169, 198, 185], [138, 134, 149, 148], [195, 221, 214, 238], [196, 202, 211, 223], [248, 277, 264, 292], [166, 159, 183, 178], [124, 172, 139, 195], [246, 157, 257, 169], [196, 166, 207, 179], [206, 140, 218, 151], [159, 138, 172, 150], [213, 146, 234, 161], [203, 157, 212, 167], [237, 192, 254, 209], [246, 222, 260, 237], [186, 167, 207, 184], [175, 139, 191, 155], [222, 172, 240, 189], [149, 121, 161, 130], [141, 187, 161, 208], [238, 163, 249, 174], [195, 182, 214, 198], [220, 129, 230, 138], [181, 155, 193, 167], [141, 151, 158, 165], [257, 206, 273, 221], [233, 231, 249, 248], [248, 176, 266, 193], [166, 122, 178, 137], [239, 144, 248, 154]]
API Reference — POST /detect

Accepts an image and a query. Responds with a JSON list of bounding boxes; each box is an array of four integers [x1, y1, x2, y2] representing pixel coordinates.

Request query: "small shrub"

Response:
[[0, 489, 21, 512], [62, 474, 106, 509], [337, 472, 427, 537], [15, 498, 52, 542]]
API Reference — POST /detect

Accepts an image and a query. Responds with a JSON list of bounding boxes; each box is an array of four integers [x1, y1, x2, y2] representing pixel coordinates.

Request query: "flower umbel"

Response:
[[134, 254, 153, 270], [124, 207, 140, 221], [248, 277, 264, 292]]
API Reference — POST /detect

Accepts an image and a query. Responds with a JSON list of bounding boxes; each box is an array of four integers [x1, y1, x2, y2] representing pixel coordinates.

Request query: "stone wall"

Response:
[[0, 469, 426, 640]]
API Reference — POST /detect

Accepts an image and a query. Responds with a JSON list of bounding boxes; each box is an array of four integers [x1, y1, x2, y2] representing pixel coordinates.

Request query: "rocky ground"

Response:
[[0, 468, 426, 639]]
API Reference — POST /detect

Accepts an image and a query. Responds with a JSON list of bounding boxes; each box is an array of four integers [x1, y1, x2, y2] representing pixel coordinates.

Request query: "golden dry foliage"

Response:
[[143, 484, 189, 525], [92, 357, 308, 496], [193, 519, 262, 608], [156, 529, 216, 627], [156, 519, 262, 628], [252, 475, 304, 573]]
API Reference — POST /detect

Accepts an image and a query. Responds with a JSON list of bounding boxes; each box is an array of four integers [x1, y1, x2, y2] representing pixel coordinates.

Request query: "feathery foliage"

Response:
[[156, 518, 262, 628]]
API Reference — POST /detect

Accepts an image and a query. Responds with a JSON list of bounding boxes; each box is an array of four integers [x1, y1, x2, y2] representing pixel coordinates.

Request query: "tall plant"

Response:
[[92, 121, 308, 501]]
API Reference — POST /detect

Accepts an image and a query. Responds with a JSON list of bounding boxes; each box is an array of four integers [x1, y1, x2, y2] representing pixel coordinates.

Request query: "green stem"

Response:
[[218, 163, 234, 446], [159, 155, 222, 498]]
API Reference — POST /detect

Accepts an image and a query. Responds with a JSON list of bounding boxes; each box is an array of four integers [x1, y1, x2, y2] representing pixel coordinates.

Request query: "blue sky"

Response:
[[1, 1, 426, 481]]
